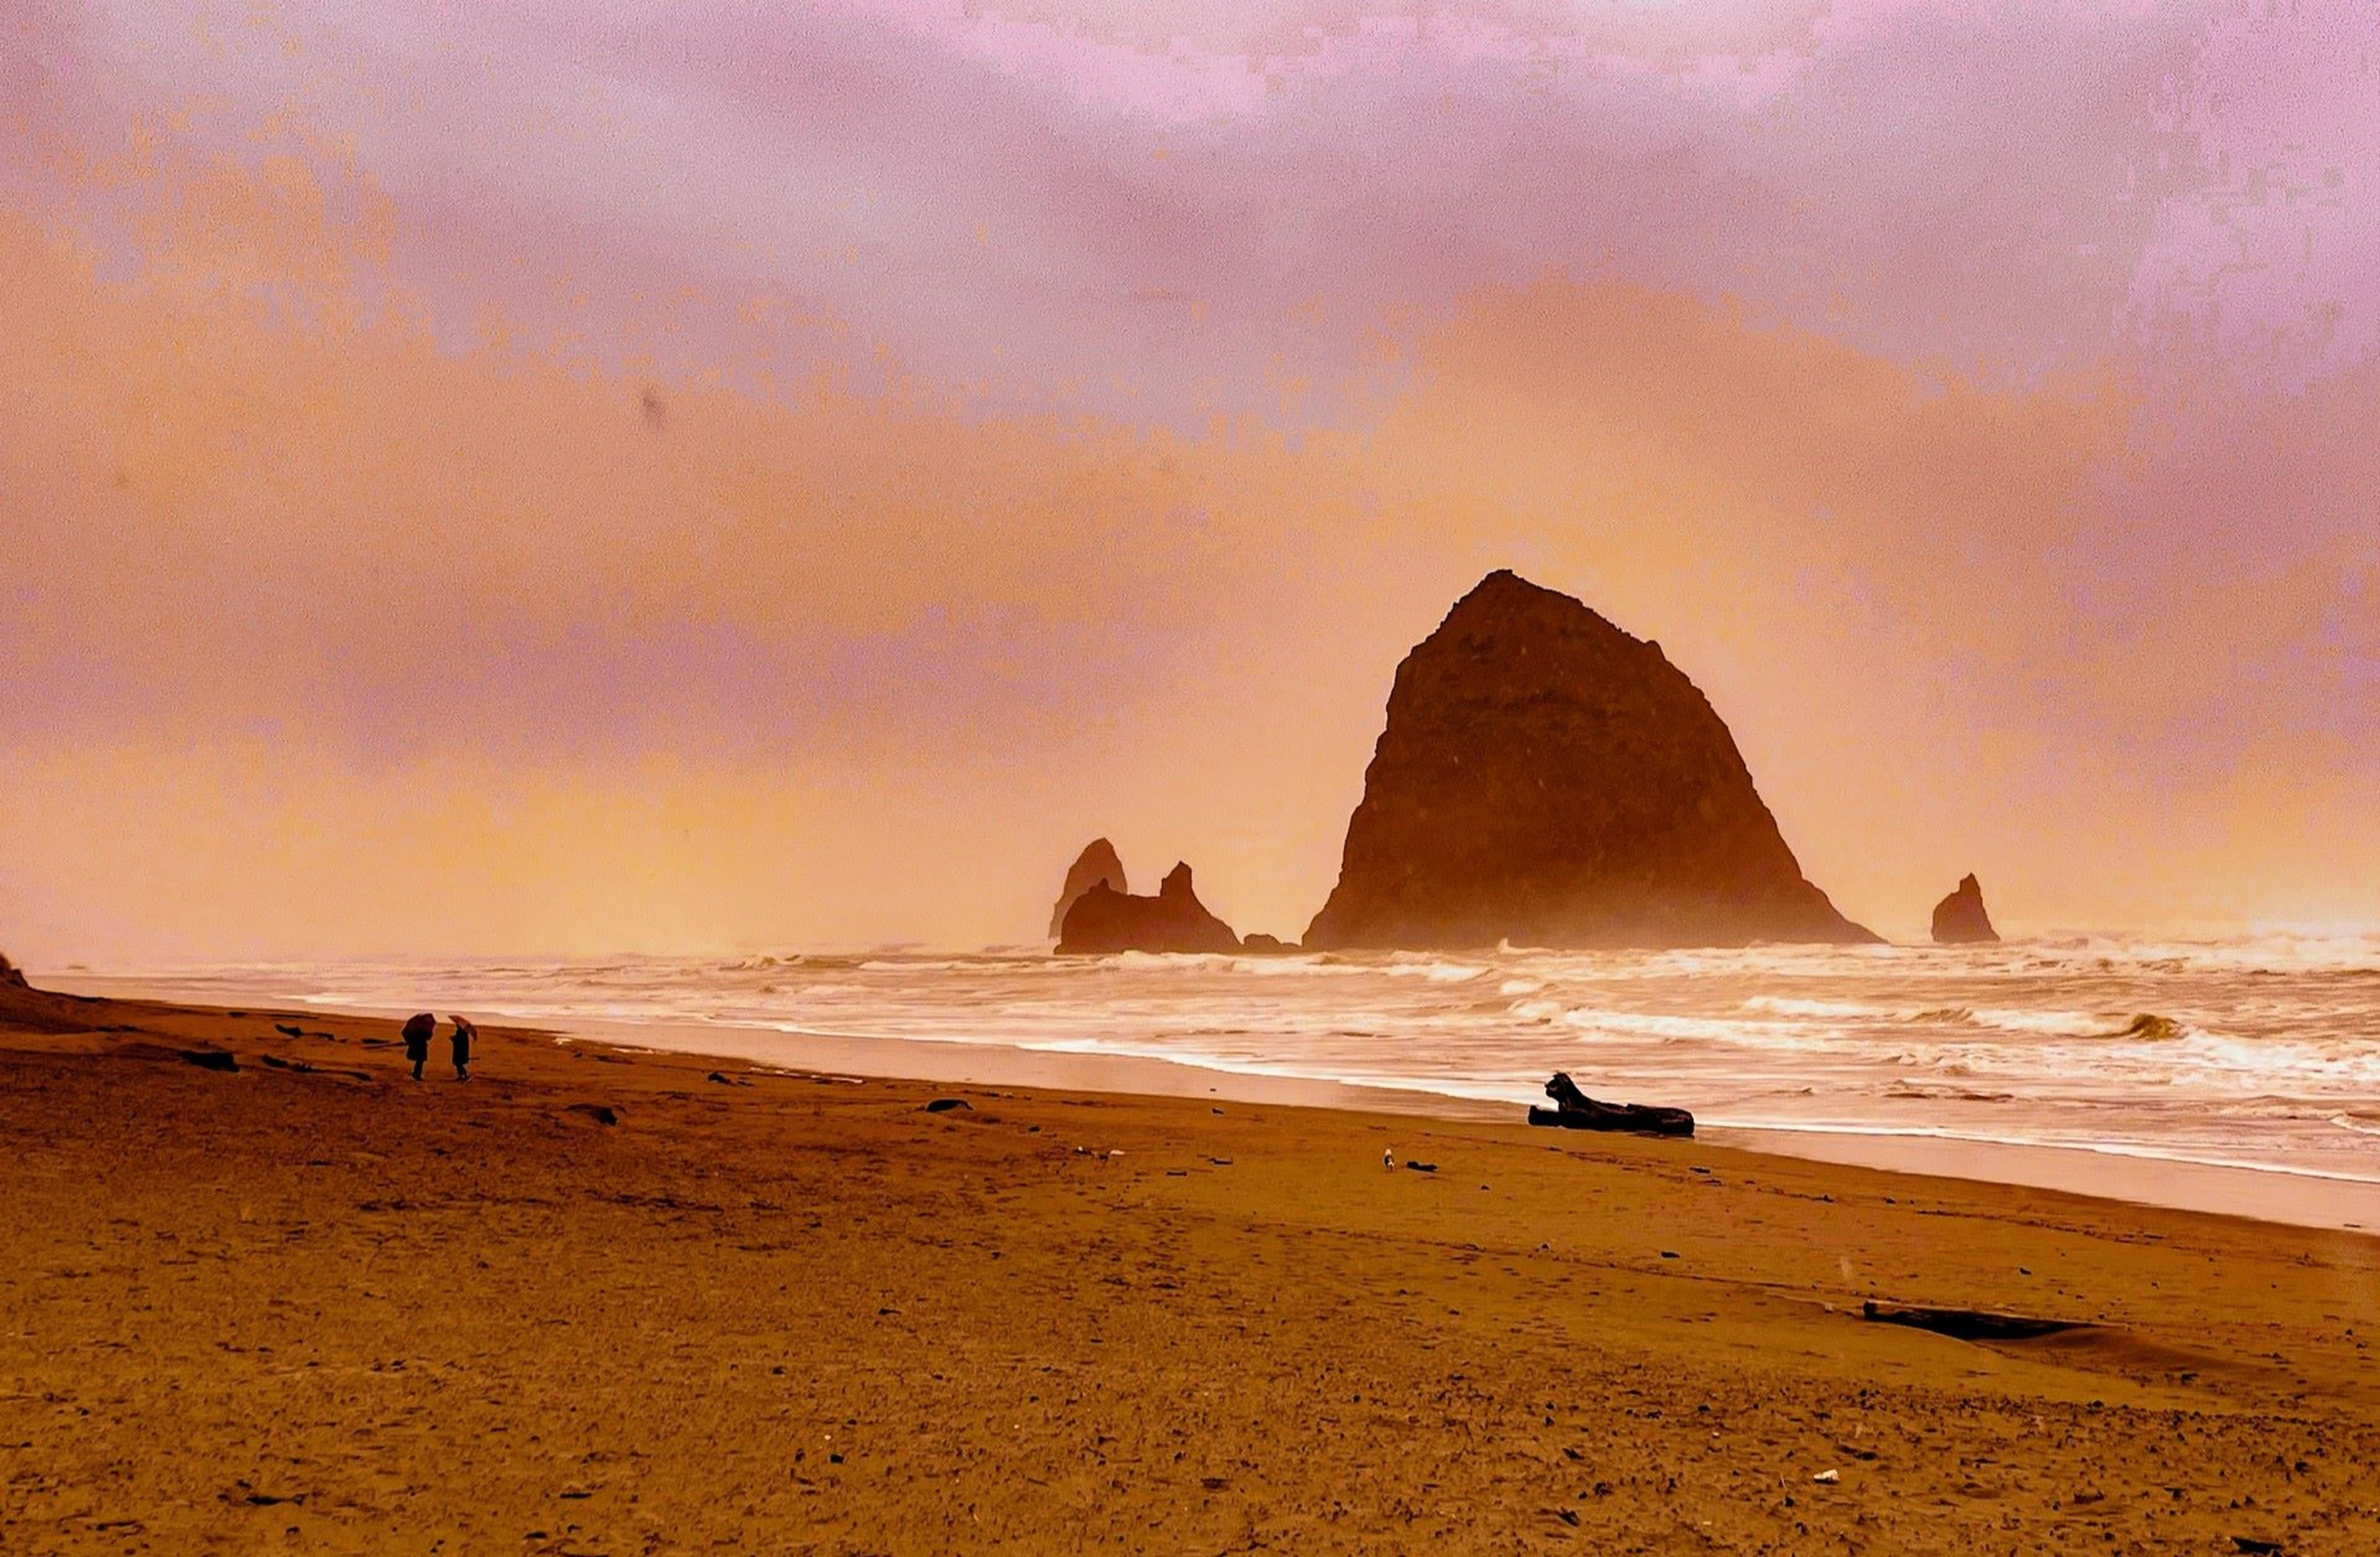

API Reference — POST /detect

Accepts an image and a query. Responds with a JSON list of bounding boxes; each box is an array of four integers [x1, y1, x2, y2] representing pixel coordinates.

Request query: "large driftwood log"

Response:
[[1526, 1072, 1695, 1138]]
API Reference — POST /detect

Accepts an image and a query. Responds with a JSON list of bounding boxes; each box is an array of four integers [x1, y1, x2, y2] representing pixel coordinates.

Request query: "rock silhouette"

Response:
[[1049, 839, 1127, 938], [1305, 570, 1875, 950], [1057, 863, 1240, 955], [1931, 873, 2000, 944], [0, 951, 24, 989]]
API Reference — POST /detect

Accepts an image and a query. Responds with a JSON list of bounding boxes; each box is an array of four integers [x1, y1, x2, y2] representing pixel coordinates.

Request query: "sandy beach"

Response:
[[6, 979, 2380, 1555]]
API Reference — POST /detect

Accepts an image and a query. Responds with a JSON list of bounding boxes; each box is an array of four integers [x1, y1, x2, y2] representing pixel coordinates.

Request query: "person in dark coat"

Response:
[[447, 1014, 477, 1081], [400, 1012, 435, 1082]]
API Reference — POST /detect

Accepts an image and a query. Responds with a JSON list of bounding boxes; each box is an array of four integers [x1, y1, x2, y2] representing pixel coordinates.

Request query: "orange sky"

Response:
[[3, 1, 2377, 963]]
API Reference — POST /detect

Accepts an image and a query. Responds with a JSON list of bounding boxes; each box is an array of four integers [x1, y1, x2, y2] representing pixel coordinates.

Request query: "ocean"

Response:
[[82, 933, 2380, 1202]]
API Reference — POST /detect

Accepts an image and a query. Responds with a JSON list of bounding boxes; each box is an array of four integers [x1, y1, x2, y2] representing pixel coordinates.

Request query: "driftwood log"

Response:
[[1526, 1072, 1695, 1138]]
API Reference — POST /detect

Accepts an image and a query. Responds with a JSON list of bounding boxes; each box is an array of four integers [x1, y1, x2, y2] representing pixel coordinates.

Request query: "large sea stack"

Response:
[[1057, 863, 1241, 955], [1931, 874, 2001, 944], [1049, 838, 1128, 938], [1305, 570, 1876, 950]]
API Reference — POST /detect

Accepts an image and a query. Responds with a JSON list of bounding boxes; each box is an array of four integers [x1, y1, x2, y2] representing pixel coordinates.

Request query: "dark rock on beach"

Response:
[[0, 951, 25, 990], [1931, 873, 2001, 944], [1049, 838, 1127, 939], [1057, 863, 1240, 955], [1305, 570, 1875, 950]]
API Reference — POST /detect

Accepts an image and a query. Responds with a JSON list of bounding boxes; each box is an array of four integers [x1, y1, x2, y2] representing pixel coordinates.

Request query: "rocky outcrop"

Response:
[[1057, 863, 1240, 955], [0, 951, 24, 990], [1305, 570, 1876, 950], [1931, 873, 2000, 944], [1049, 839, 1127, 938]]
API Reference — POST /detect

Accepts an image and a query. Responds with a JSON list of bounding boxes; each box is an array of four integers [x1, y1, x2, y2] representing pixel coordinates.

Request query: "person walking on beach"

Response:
[[400, 1012, 435, 1082], [448, 1014, 477, 1081]]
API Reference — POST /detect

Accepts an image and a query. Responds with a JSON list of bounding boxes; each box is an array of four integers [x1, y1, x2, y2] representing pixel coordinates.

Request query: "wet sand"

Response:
[[5, 979, 2379, 1553]]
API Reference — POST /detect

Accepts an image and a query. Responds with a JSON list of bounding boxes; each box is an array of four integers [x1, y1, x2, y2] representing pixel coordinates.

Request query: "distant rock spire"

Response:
[[1049, 838, 1127, 938], [1931, 874, 2001, 944], [1057, 862, 1240, 955], [1305, 569, 1875, 950]]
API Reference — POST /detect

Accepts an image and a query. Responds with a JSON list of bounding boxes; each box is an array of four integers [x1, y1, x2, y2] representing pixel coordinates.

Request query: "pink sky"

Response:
[[3, 0, 2377, 962]]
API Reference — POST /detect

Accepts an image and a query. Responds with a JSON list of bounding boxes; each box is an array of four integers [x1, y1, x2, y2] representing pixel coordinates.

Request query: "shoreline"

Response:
[[53, 972, 2380, 1233]]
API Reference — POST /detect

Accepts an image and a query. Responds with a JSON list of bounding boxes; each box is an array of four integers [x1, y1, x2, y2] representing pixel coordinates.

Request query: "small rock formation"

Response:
[[1239, 933, 1292, 954], [1057, 863, 1240, 955], [1931, 873, 2000, 944], [1049, 839, 1128, 938], [1305, 570, 1876, 949], [0, 951, 24, 989], [1526, 1072, 1695, 1138]]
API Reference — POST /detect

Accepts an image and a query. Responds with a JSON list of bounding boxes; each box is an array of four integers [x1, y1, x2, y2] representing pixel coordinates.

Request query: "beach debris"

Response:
[[274, 1022, 305, 1038], [1527, 1072, 1694, 1138], [1660, 1250, 1680, 1259], [1383, 1149, 1396, 1170], [1209, 1157, 1233, 1166], [923, 1098, 973, 1113], [566, 1103, 620, 1126], [2231, 1537, 2283, 1555], [1861, 1300, 2085, 1342], [257, 1054, 314, 1073], [1812, 1469, 1840, 1484], [706, 1071, 733, 1085], [1404, 1160, 1437, 1173], [177, 1048, 239, 1072]]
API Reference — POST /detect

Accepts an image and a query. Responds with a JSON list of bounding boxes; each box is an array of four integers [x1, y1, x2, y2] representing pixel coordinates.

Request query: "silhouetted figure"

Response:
[[400, 1012, 434, 1082], [448, 1015, 477, 1080]]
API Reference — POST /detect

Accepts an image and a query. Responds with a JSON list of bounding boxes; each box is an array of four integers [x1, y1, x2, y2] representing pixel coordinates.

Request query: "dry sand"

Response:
[[4, 980, 2379, 1554]]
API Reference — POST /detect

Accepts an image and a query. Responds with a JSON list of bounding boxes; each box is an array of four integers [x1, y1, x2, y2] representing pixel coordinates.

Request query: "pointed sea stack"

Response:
[[0, 951, 25, 990], [1305, 570, 1876, 950], [1057, 863, 1241, 955], [1931, 874, 2000, 944], [1049, 838, 1128, 938]]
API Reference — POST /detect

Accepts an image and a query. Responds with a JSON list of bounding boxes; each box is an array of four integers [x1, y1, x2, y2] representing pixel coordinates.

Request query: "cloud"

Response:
[[27, 0, 2373, 425], [4, 1, 2378, 958]]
